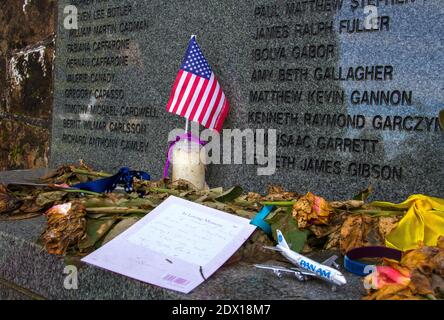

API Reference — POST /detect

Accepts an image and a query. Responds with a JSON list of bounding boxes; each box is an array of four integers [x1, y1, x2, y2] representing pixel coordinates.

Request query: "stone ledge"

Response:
[[0, 170, 366, 300]]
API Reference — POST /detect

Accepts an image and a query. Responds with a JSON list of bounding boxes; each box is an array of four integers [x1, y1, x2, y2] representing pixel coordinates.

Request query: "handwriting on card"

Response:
[[127, 204, 243, 266]]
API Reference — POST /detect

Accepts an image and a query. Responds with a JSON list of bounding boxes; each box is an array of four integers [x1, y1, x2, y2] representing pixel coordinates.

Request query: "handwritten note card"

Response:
[[82, 196, 256, 293]]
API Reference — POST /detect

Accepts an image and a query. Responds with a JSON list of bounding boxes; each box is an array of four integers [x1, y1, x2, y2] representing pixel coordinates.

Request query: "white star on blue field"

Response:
[[181, 37, 212, 80]]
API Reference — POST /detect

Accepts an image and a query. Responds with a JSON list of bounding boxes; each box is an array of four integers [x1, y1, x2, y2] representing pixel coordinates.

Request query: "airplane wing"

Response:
[[321, 255, 340, 269], [254, 264, 295, 273], [254, 264, 316, 277]]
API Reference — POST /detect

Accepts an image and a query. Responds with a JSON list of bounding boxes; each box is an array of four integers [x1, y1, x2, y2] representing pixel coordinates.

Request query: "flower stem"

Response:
[[64, 188, 103, 196], [260, 201, 295, 207], [86, 207, 148, 214], [148, 188, 180, 196], [71, 168, 112, 178]]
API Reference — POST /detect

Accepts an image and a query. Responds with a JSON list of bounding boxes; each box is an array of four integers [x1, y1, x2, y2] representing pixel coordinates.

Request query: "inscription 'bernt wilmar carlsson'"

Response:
[[51, 0, 444, 201]]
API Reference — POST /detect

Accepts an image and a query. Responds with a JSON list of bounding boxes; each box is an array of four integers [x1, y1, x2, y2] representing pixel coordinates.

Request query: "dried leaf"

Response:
[[268, 185, 286, 195], [353, 186, 373, 202], [35, 191, 67, 208], [246, 192, 264, 202], [364, 284, 412, 300], [431, 274, 444, 298], [401, 246, 439, 271], [324, 229, 341, 250], [430, 251, 444, 277], [339, 215, 369, 254], [39, 161, 96, 185], [265, 185, 299, 201], [0, 192, 22, 214], [338, 214, 397, 254], [378, 216, 400, 238], [330, 200, 364, 210], [309, 224, 341, 239], [437, 236, 444, 249], [170, 179, 198, 191], [410, 269, 434, 295]]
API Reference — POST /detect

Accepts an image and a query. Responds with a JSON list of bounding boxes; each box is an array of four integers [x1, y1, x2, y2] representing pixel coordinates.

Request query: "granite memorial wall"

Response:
[[51, 0, 444, 201]]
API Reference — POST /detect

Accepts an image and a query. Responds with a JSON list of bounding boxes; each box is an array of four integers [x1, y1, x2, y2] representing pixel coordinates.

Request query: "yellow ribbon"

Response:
[[369, 195, 444, 251]]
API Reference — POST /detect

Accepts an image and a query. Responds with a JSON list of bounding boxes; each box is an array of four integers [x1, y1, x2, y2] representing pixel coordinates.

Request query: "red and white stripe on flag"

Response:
[[166, 70, 229, 133]]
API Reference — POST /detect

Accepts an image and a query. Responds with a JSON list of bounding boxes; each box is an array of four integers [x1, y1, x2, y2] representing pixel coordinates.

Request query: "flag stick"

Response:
[[184, 34, 194, 135], [185, 118, 189, 133]]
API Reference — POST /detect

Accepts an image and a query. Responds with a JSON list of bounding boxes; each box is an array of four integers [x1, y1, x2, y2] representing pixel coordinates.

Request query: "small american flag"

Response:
[[166, 36, 230, 133]]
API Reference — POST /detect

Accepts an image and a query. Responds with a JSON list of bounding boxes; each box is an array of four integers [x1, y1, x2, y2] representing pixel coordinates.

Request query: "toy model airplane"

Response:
[[255, 229, 347, 289]]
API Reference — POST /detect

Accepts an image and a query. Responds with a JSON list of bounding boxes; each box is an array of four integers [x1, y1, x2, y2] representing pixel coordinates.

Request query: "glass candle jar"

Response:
[[171, 140, 206, 190]]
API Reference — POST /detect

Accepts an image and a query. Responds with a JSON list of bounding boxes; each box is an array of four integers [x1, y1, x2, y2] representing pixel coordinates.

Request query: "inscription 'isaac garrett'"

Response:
[[51, 0, 443, 202]]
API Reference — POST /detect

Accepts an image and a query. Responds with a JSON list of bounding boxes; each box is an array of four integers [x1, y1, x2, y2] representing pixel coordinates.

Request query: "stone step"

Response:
[[0, 169, 365, 300]]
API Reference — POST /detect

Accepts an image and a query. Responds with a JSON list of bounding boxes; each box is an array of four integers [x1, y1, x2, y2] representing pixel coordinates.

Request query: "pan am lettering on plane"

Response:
[[255, 229, 346, 290]]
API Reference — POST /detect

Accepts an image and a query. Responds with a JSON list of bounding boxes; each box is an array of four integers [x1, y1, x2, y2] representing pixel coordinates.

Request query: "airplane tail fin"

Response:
[[276, 229, 290, 249]]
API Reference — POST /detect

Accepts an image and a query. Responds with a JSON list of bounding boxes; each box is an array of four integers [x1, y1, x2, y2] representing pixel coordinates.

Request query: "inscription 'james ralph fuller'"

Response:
[[51, 0, 443, 201]]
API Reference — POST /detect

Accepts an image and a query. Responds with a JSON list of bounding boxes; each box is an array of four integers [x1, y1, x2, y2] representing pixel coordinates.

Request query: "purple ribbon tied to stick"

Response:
[[163, 133, 207, 179]]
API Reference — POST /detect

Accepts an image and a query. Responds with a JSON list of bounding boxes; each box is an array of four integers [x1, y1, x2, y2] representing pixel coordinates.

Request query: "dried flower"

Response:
[[364, 266, 411, 290], [292, 192, 333, 229], [364, 240, 444, 300], [41, 201, 87, 255]]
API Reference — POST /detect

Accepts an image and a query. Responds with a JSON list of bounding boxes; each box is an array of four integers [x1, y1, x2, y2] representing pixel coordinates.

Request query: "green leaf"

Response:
[[265, 206, 290, 224], [102, 217, 139, 245], [215, 186, 243, 203], [78, 219, 116, 250], [86, 213, 115, 219], [267, 207, 309, 253], [35, 191, 67, 207], [353, 186, 373, 202], [209, 187, 223, 194]]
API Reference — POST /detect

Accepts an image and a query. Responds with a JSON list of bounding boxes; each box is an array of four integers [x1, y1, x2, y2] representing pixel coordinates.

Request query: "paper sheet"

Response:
[[82, 196, 256, 293]]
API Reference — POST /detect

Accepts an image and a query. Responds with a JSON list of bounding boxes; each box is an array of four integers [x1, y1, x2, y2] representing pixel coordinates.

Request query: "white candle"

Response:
[[172, 140, 206, 190]]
